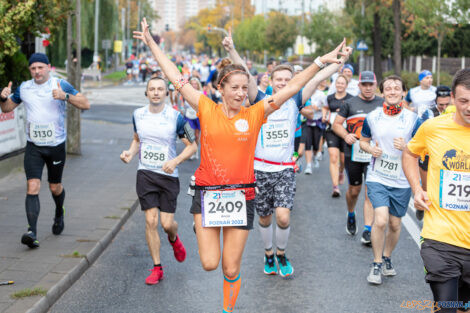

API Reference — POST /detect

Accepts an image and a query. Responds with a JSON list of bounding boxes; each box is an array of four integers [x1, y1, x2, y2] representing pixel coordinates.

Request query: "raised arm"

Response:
[[0, 82, 20, 113], [134, 18, 201, 111], [222, 28, 258, 104], [265, 39, 351, 117], [301, 58, 348, 105]]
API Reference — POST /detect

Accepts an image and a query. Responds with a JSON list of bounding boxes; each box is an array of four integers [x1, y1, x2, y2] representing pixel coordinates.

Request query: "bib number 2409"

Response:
[[202, 190, 247, 227]]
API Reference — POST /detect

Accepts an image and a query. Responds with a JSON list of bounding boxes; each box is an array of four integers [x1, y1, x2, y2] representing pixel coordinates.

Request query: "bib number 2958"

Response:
[[202, 190, 247, 227]]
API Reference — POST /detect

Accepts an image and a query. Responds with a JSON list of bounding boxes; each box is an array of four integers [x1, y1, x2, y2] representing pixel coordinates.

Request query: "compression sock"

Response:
[[258, 222, 273, 252], [348, 211, 355, 218], [25, 195, 40, 234], [52, 189, 65, 218], [364, 225, 372, 232], [275, 224, 291, 251], [223, 273, 241, 313]]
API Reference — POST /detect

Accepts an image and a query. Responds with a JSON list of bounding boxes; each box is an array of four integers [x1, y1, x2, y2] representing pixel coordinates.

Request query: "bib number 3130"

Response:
[[29, 122, 56, 146], [202, 190, 247, 227], [439, 170, 470, 211]]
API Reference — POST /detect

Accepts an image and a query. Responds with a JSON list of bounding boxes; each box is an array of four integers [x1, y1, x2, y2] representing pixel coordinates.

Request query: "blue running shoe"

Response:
[[276, 254, 294, 277], [264, 254, 277, 275]]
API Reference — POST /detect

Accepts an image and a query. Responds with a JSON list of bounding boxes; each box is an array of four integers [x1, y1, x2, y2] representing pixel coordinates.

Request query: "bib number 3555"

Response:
[[202, 190, 247, 227], [439, 170, 470, 211]]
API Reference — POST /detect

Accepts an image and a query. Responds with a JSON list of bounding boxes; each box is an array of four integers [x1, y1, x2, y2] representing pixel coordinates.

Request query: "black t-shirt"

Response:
[[125, 61, 133, 69], [338, 95, 384, 156], [327, 93, 353, 112]]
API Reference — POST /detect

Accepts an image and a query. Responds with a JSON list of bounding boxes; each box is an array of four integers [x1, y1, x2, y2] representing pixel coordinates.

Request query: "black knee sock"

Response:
[[25, 195, 40, 234], [53, 189, 65, 218]]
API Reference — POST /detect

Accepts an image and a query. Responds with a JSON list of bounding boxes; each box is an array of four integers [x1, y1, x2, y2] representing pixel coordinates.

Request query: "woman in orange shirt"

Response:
[[134, 17, 351, 312]]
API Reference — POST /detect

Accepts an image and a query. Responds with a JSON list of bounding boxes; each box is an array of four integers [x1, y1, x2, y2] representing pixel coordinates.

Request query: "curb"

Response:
[[25, 199, 139, 313]]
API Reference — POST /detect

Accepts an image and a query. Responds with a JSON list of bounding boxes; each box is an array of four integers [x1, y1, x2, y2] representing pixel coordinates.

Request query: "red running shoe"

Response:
[[169, 234, 186, 262], [145, 266, 164, 285]]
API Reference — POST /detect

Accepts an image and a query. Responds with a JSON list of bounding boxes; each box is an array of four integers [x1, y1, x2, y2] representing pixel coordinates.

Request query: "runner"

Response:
[[332, 71, 383, 245], [120, 76, 196, 285], [359, 75, 420, 285], [0, 53, 90, 248], [322, 74, 352, 197], [328, 63, 359, 96], [184, 77, 203, 160], [403, 69, 436, 116], [134, 17, 349, 312], [402, 68, 470, 313], [257, 72, 270, 94], [416, 85, 452, 220]]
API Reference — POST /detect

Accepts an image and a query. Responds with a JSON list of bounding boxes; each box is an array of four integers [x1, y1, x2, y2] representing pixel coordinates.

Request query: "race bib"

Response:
[[329, 112, 337, 125], [29, 122, 56, 146], [185, 107, 197, 120], [351, 142, 372, 163], [140, 143, 168, 169], [373, 153, 402, 179], [202, 190, 247, 227], [262, 121, 290, 149], [439, 170, 470, 211]]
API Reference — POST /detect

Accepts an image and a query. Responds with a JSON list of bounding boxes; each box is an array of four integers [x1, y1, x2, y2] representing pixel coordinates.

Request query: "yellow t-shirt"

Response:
[[407, 114, 470, 249]]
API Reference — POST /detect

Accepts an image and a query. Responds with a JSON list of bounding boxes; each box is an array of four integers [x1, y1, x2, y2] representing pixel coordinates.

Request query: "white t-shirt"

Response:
[[11, 77, 78, 146], [405, 85, 437, 116], [254, 90, 303, 172], [362, 107, 420, 188], [133, 105, 186, 177], [309, 89, 328, 120], [328, 78, 360, 97]]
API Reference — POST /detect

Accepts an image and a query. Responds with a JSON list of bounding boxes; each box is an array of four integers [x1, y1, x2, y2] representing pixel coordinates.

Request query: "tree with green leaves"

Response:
[[406, 0, 470, 84], [265, 11, 298, 56], [233, 15, 267, 56]]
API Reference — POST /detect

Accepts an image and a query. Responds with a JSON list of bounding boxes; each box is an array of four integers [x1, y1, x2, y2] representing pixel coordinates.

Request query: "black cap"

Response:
[[28, 53, 50, 66], [359, 71, 376, 83], [436, 85, 451, 98]]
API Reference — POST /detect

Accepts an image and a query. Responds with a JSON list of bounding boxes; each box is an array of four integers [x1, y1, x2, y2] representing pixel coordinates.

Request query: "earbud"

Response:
[[144, 91, 147, 97]]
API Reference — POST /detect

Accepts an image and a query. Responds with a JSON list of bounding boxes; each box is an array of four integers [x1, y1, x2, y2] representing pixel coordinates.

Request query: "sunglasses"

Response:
[[437, 91, 451, 97]]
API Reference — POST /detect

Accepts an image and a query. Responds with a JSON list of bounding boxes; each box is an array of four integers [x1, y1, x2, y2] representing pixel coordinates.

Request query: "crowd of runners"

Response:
[[1, 16, 469, 313]]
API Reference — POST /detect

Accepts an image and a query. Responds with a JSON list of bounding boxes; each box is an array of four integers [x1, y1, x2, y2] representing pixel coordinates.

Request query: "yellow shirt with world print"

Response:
[[407, 113, 470, 249]]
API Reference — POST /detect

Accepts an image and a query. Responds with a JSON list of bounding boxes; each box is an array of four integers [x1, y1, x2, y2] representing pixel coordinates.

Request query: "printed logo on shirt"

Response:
[[442, 150, 470, 171], [234, 119, 249, 133]]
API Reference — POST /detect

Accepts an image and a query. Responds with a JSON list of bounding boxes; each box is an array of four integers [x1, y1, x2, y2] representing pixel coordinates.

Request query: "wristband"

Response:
[[267, 97, 279, 110], [0, 95, 7, 102], [65, 93, 70, 101], [314, 57, 326, 69], [173, 77, 188, 91]]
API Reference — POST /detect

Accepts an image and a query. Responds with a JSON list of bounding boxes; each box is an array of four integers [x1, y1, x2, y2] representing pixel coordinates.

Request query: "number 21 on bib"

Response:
[[439, 170, 470, 211], [202, 190, 247, 227]]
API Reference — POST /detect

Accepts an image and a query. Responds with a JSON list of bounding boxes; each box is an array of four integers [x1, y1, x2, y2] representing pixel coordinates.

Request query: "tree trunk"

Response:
[[66, 0, 82, 155], [393, 0, 401, 75], [373, 8, 383, 82], [437, 31, 443, 85]]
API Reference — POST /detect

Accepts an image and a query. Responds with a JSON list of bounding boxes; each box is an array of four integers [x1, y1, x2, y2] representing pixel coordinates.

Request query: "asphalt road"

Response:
[[50, 86, 432, 313]]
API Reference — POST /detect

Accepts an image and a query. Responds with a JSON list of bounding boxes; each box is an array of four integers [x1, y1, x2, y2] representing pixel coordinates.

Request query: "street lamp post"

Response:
[[93, 0, 100, 65]]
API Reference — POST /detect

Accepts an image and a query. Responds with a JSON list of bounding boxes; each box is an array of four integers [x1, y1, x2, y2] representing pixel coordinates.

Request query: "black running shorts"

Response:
[[344, 157, 369, 186], [136, 170, 180, 213], [24, 141, 66, 183], [325, 130, 344, 152]]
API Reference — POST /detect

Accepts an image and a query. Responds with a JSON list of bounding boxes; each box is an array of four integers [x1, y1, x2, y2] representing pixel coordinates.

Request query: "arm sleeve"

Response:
[[361, 116, 372, 138], [132, 114, 137, 133], [252, 90, 266, 105], [10, 84, 22, 104], [405, 90, 412, 103], [60, 80, 79, 96], [292, 90, 303, 110], [407, 119, 428, 157], [176, 114, 186, 137], [338, 100, 349, 118]]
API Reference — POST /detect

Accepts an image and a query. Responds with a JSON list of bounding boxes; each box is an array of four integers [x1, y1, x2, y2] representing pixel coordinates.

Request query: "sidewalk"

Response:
[[0, 118, 139, 313]]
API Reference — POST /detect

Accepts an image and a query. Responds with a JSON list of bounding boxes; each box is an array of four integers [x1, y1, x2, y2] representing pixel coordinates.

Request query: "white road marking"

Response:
[[402, 198, 421, 247]]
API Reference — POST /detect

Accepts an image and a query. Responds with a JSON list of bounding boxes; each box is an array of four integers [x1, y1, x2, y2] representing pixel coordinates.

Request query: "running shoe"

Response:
[[315, 152, 323, 161], [313, 159, 320, 169], [339, 172, 345, 185], [304, 163, 313, 175], [52, 211, 64, 235], [346, 214, 357, 236], [367, 263, 382, 285], [168, 234, 186, 262], [264, 254, 278, 275], [21, 231, 39, 249], [276, 254, 294, 277], [145, 266, 164, 285], [416, 210, 424, 221], [332, 186, 341, 198], [382, 256, 397, 276], [361, 230, 371, 246]]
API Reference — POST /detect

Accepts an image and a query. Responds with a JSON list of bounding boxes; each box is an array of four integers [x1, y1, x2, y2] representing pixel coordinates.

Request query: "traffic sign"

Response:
[[356, 40, 368, 51]]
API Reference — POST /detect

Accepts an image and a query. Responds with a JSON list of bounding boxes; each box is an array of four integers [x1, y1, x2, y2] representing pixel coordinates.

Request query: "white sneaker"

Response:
[[367, 263, 382, 285], [315, 152, 323, 161], [313, 159, 320, 168], [305, 163, 312, 175]]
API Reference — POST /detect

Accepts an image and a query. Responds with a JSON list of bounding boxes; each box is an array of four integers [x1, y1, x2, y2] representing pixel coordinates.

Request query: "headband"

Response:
[[217, 70, 246, 89]]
